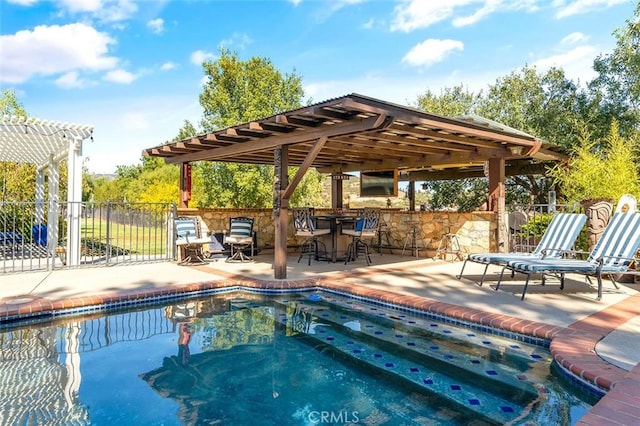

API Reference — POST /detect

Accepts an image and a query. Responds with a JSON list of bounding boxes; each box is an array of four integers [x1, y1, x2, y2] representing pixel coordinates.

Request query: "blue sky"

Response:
[[0, 0, 636, 174]]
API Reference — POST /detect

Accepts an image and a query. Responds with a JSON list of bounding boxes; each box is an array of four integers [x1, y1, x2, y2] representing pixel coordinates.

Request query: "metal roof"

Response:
[[143, 93, 567, 179], [0, 115, 94, 169]]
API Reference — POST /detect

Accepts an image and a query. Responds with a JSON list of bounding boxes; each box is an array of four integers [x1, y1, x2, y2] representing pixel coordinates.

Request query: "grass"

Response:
[[79, 219, 170, 256]]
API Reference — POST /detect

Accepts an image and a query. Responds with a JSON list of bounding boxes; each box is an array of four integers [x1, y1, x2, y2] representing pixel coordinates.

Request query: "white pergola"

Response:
[[0, 115, 94, 267]]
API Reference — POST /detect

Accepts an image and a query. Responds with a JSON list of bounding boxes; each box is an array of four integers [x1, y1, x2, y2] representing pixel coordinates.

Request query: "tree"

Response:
[[590, 2, 640, 137], [0, 89, 26, 117], [548, 121, 640, 205], [195, 49, 312, 208], [415, 85, 480, 116]]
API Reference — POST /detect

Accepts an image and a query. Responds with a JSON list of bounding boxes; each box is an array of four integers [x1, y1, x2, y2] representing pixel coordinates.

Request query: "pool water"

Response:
[[0, 291, 595, 425]]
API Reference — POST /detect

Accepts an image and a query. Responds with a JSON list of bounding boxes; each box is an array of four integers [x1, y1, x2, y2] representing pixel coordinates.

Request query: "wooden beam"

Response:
[[165, 115, 391, 164], [283, 136, 327, 200]]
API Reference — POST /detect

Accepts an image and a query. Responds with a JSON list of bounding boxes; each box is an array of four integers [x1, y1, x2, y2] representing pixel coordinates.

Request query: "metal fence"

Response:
[[507, 202, 585, 253], [0, 201, 176, 273]]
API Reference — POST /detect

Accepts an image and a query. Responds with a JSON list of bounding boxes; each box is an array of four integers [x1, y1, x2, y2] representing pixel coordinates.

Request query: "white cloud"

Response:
[[6, 0, 39, 5], [0, 23, 118, 84], [56, 0, 138, 22], [147, 18, 164, 35], [190, 50, 216, 65], [561, 31, 588, 44], [452, 0, 501, 27], [391, 0, 538, 32], [533, 45, 597, 83], [54, 71, 93, 88], [103, 68, 137, 84], [219, 32, 253, 50], [160, 62, 177, 71], [391, 0, 460, 32], [554, 0, 628, 19], [402, 39, 464, 67]]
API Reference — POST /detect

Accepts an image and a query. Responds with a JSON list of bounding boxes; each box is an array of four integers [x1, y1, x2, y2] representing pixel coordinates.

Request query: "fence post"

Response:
[[106, 202, 111, 265]]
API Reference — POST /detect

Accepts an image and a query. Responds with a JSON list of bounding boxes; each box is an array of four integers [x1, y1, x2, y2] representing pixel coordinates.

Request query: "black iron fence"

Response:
[[0, 201, 176, 273]]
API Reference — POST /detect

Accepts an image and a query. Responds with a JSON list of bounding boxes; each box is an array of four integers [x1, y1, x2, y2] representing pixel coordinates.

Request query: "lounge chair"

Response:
[[224, 217, 254, 262], [175, 217, 211, 265], [457, 212, 587, 285], [497, 212, 640, 300]]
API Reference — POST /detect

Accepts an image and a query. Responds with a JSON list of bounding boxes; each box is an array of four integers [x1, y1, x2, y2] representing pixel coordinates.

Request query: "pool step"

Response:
[[275, 298, 543, 401], [288, 316, 535, 425]]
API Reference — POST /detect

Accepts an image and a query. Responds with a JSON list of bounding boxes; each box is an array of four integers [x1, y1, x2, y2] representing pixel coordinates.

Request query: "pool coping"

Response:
[[1, 268, 639, 424]]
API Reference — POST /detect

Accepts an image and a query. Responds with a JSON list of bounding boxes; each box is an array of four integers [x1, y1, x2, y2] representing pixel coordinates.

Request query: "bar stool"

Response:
[[433, 218, 463, 261], [402, 221, 426, 258], [292, 208, 330, 265], [343, 208, 379, 265]]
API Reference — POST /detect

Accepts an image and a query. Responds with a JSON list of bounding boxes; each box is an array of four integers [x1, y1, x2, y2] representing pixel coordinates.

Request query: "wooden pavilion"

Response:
[[143, 93, 567, 279]]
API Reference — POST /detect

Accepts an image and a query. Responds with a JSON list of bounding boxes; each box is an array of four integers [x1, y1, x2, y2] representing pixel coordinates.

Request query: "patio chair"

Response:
[[496, 212, 640, 301], [292, 207, 330, 265], [456, 212, 587, 285], [224, 217, 254, 262], [175, 217, 210, 265], [343, 208, 380, 266]]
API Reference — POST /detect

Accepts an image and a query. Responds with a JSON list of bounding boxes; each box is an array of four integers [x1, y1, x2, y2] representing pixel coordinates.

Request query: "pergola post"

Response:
[[273, 146, 289, 279], [46, 157, 60, 270], [66, 137, 83, 267], [487, 158, 508, 252], [179, 162, 191, 209], [35, 168, 45, 222]]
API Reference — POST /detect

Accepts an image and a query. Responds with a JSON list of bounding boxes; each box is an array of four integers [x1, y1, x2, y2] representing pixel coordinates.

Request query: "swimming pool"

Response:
[[0, 290, 594, 425]]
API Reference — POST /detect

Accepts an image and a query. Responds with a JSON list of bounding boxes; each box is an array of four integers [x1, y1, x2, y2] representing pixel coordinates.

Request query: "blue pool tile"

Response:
[[443, 330, 452, 334], [375, 331, 383, 335], [470, 360, 480, 364], [326, 337, 334, 341], [450, 385, 462, 391], [501, 406, 515, 413], [410, 367, 419, 373], [430, 345, 439, 350], [423, 378, 433, 385], [469, 399, 480, 406], [486, 370, 498, 376], [395, 334, 403, 338], [385, 362, 394, 368], [482, 341, 492, 345], [353, 349, 362, 354], [531, 354, 543, 359], [374, 353, 382, 358], [407, 342, 416, 346]]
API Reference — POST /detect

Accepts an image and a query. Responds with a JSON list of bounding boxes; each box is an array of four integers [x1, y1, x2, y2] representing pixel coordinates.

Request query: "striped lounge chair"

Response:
[[498, 212, 640, 300], [175, 217, 211, 264], [224, 216, 254, 262], [457, 213, 587, 285]]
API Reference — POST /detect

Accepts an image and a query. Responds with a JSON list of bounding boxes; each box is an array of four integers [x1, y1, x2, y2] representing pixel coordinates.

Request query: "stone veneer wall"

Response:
[[177, 208, 497, 255]]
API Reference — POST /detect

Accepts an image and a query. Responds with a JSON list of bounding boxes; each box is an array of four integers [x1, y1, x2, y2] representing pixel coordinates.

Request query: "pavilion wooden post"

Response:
[[274, 146, 289, 279], [273, 137, 327, 279], [179, 162, 191, 209], [332, 178, 344, 209], [408, 180, 416, 211], [487, 158, 508, 252]]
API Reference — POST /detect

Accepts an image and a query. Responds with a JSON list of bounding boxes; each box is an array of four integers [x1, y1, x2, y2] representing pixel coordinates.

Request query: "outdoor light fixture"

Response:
[[508, 145, 525, 155], [332, 172, 351, 181]]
